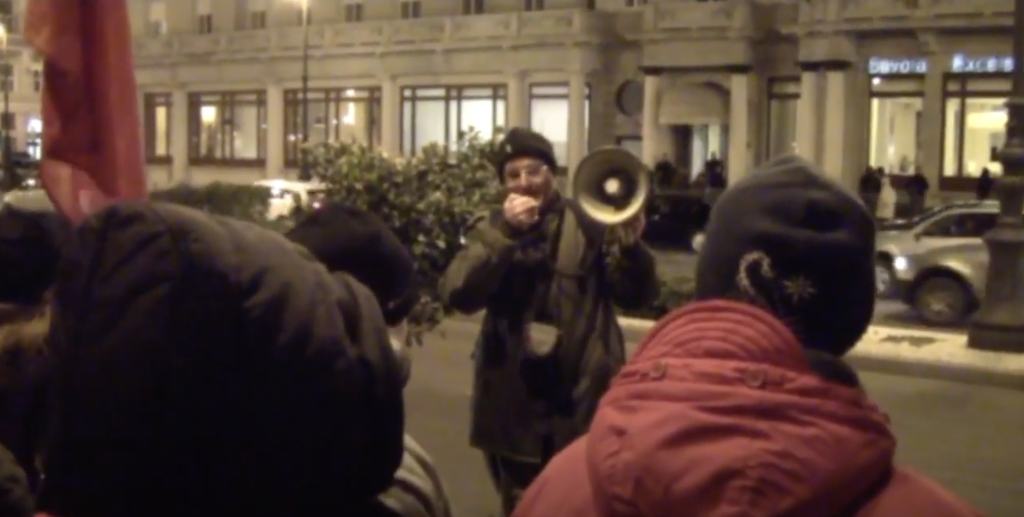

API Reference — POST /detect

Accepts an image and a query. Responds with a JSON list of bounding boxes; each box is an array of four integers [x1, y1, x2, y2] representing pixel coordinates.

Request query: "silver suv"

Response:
[[875, 201, 997, 296], [890, 242, 987, 326]]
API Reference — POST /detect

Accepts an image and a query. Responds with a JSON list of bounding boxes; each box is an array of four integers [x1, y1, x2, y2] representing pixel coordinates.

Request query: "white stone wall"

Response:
[[125, 0, 1019, 194]]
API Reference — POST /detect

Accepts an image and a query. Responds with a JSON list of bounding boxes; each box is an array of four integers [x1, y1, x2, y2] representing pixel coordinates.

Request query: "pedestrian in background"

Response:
[[512, 155, 981, 517], [907, 166, 930, 216], [877, 173, 898, 222], [858, 166, 882, 215], [440, 127, 659, 516], [977, 168, 994, 200]]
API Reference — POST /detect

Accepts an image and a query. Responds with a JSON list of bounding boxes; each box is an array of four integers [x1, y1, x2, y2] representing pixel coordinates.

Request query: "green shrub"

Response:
[[618, 275, 696, 320], [305, 130, 504, 341], [152, 183, 273, 223]]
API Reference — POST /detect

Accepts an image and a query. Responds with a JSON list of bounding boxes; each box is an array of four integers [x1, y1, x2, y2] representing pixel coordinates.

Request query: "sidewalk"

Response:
[[616, 316, 1024, 390], [447, 312, 1023, 390]]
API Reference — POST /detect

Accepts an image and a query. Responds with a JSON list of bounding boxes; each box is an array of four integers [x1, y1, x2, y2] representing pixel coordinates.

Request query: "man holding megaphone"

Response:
[[440, 127, 659, 516]]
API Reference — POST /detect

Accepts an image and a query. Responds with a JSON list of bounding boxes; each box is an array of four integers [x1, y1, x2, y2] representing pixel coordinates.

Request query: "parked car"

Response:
[[254, 179, 328, 220], [888, 242, 987, 326], [642, 191, 711, 252], [2, 188, 54, 212], [874, 200, 998, 296]]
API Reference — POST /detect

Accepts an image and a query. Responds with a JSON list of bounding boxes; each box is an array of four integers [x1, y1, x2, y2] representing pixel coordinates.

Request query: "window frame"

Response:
[[940, 73, 1011, 192], [197, 13, 213, 34], [249, 10, 267, 29], [144, 93, 173, 165], [865, 75, 924, 185], [920, 212, 998, 238], [463, 0, 485, 15], [0, 63, 13, 93], [526, 82, 592, 173], [399, 85, 508, 155], [283, 87, 382, 167], [400, 0, 422, 19], [186, 91, 267, 167], [344, 2, 364, 23]]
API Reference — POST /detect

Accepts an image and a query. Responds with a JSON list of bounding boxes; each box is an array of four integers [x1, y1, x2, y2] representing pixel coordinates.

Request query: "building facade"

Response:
[[122, 0, 1014, 200], [0, 0, 43, 162]]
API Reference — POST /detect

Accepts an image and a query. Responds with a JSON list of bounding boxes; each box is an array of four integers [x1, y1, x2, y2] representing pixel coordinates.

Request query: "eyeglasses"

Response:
[[503, 163, 548, 181]]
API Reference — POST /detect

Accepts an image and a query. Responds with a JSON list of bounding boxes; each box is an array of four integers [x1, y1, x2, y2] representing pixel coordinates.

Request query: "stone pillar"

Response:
[[265, 82, 284, 178], [821, 67, 852, 187], [728, 71, 754, 185], [506, 71, 527, 130], [170, 88, 189, 184], [795, 68, 822, 163], [567, 72, 587, 174], [641, 72, 661, 166], [380, 76, 401, 157]]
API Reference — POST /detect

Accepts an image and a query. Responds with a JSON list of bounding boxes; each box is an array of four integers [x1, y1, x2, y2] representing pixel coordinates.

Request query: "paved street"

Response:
[[406, 318, 1022, 517], [652, 250, 963, 333]]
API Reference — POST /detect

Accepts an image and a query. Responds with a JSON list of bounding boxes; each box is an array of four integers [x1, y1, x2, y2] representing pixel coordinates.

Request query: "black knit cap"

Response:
[[694, 154, 876, 357], [285, 203, 417, 326], [0, 206, 68, 305], [494, 127, 558, 180]]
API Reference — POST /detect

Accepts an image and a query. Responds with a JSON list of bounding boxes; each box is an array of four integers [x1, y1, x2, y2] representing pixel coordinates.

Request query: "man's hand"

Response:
[[619, 213, 646, 246], [503, 193, 540, 230]]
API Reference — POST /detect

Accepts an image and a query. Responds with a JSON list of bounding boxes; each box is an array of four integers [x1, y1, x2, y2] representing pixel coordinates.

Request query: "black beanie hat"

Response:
[[0, 206, 68, 305], [694, 154, 876, 357], [285, 203, 417, 326], [494, 127, 558, 180]]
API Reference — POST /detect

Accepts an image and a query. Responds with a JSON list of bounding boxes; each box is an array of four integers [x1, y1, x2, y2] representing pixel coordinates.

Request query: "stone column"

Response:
[[265, 82, 284, 178], [821, 67, 852, 186], [170, 88, 189, 184], [567, 72, 587, 174], [727, 71, 754, 185], [506, 71, 527, 130], [795, 68, 822, 162], [641, 72, 661, 166], [380, 76, 401, 157]]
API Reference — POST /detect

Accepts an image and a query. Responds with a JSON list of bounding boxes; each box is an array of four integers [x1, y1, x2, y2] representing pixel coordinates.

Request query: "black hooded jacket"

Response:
[[37, 202, 405, 517]]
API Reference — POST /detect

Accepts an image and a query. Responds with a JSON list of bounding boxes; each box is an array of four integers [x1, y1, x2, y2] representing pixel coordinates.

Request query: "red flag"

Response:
[[23, 0, 148, 224]]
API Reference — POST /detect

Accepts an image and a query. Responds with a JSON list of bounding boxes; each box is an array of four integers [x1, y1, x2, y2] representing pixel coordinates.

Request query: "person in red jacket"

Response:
[[512, 154, 982, 517]]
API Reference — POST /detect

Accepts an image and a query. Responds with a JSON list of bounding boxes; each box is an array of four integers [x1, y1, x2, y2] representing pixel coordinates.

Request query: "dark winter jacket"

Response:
[[0, 306, 49, 495], [36, 202, 406, 517], [440, 196, 659, 462]]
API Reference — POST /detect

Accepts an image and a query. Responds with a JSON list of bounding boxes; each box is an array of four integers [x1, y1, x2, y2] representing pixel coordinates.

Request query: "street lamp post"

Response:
[[968, 0, 1024, 352], [298, 0, 311, 181], [0, 23, 11, 192]]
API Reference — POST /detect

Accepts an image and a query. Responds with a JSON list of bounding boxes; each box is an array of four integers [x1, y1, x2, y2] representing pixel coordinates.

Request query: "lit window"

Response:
[[868, 76, 924, 176]]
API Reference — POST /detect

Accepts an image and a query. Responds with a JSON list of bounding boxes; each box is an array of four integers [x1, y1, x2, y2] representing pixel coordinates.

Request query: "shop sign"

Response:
[[868, 56, 928, 75], [950, 54, 1014, 73]]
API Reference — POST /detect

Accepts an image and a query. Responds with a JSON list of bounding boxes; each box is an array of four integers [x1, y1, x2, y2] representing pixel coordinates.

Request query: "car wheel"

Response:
[[912, 276, 972, 326], [690, 231, 706, 253], [875, 258, 895, 297]]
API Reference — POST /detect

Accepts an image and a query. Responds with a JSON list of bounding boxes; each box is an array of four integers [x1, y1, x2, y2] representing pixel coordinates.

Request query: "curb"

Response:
[[450, 314, 1024, 391], [614, 316, 1024, 391]]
